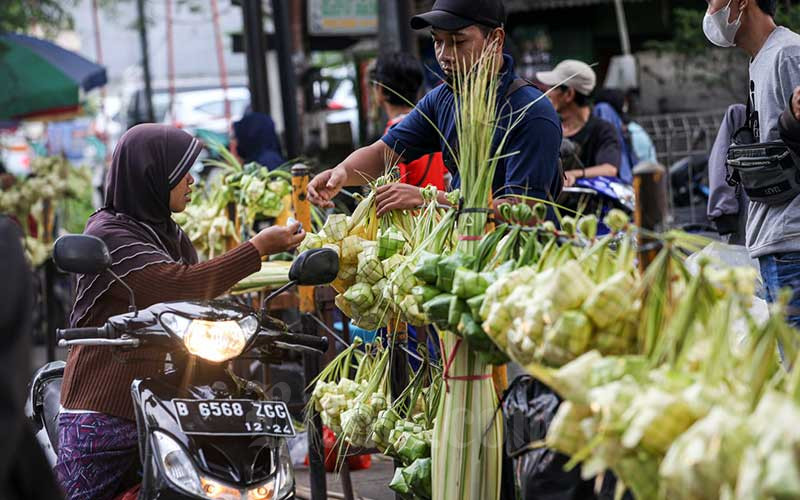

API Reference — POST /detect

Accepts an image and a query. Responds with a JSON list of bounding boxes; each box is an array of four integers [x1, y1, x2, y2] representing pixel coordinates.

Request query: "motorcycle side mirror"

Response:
[[52, 234, 138, 315], [289, 248, 339, 286], [53, 234, 111, 274], [261, 248, 340, 314]]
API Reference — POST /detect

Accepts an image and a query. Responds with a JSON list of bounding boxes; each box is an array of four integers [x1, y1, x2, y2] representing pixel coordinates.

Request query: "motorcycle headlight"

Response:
[[160, 313, 259, 363], [153, 431, 282, 500]]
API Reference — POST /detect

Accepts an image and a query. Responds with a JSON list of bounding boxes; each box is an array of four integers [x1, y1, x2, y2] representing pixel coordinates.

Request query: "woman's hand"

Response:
[[376, 184, 424, 217], [251, 222, 306, 256]]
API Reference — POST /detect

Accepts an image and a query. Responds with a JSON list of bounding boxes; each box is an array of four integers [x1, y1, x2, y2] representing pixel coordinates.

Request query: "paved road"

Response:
[[295, 455, 395, 500]]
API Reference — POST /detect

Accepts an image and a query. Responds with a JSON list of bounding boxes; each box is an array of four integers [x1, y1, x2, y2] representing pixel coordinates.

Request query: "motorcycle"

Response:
[[669, 153, 710, 208], [557, 139, 635, 233], [26, 234, 338, 500]]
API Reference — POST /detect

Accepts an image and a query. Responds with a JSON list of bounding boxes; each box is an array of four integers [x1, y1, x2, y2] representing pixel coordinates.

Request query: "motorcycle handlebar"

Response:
[[271, 332, 329, 352], [57, 325, 111, 341]]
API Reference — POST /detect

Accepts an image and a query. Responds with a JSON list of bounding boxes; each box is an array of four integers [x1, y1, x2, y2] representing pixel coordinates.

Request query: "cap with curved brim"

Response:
[[535, 70, 562, 88], [410, 10, 475, 30]]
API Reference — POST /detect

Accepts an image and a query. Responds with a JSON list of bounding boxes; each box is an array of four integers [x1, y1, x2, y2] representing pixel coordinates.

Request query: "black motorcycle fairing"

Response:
[[107, 300, 254, 334], [132, 378, 283, 487], [26, 361, 66, 464]]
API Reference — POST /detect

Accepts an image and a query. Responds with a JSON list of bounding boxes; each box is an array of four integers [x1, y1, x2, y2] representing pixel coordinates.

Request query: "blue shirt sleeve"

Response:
[[380, 90, 441, 163], [499, 115, 562, 200]]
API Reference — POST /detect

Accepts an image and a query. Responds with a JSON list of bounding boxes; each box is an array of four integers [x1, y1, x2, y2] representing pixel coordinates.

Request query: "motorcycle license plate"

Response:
[[172, 399, 296, 437]]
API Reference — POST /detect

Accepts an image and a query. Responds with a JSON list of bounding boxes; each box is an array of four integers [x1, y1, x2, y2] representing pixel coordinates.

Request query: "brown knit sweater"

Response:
[[60, 242, 262, 421]]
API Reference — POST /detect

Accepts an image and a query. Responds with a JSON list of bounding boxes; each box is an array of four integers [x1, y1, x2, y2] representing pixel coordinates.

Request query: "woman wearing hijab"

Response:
[[232, 111, 286, 169], [54, 124, 305, 500]]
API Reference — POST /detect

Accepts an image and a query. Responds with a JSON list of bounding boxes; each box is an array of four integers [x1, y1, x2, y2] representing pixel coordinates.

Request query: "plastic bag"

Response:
[[685, 241, 762, 295], [501, 375, 597, 500], [304, 426, 372, 472]]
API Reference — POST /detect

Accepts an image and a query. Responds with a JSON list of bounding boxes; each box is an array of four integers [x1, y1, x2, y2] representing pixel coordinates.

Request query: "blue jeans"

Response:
[[759, 252, 800, 362], [759, 252, 800, 327]]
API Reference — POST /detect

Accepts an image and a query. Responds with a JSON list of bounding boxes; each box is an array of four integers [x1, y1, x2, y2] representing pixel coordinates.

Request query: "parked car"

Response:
[[163, 87, 250, 135], [126, 86, 250, 136]]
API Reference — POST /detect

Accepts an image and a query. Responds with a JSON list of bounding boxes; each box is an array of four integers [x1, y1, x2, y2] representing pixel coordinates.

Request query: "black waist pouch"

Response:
[[727, 137, 800, 206]]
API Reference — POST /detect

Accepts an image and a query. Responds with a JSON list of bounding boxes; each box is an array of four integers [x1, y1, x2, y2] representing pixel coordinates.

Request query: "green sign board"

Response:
[[308, 0, 378, 36]]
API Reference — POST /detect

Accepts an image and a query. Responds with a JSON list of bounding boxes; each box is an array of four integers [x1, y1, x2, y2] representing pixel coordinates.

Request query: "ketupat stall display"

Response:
[[0, 155, 91, 267], [172, 142, 293, 260], [282, 43, 800, 500]]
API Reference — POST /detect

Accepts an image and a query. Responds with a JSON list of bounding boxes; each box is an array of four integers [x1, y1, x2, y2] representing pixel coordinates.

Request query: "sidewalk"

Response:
[[295, 454, 395, 500]]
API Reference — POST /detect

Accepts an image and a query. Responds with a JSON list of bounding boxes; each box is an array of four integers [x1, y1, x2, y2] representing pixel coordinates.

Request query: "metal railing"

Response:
[[633, 108, 728, 229], [634, 108, 726, 167]]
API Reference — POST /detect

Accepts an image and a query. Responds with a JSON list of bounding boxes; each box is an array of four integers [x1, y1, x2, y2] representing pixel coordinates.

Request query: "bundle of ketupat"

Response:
[[523, 242, 798, 500], [301, 177, 455, 330], [309, 340, 366, 436], [174, 203, 239, 258], [380, 354, 441, 500], [174, 147, 292, 259], [389, 458, 433, 500], [478, 210, 640, 367], [307, 338, 393, 450], [0, 156, 92, 266]]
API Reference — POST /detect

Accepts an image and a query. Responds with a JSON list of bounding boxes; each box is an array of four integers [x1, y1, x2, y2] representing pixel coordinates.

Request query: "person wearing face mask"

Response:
[[307, 0, 562, 217], [536, 60, 623, 187], [702, 0, 800, 331]]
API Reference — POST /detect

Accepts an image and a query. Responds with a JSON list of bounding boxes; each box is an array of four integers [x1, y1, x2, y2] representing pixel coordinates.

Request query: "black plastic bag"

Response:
[[501, 375, 596, 500]]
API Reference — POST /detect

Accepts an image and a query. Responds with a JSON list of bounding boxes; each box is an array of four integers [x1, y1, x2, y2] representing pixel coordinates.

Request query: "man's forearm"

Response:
[[584, 164, 618, 178], [335, 140, 404, 186]]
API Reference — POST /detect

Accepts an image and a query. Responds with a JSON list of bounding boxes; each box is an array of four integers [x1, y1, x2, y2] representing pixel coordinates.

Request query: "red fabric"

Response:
[[114, 484, 140, 500], [385, 117, 445, 190], [304, 426, 372, 472]]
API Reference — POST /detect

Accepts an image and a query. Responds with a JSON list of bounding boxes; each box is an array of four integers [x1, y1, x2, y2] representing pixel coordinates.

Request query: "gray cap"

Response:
[[536, 60, 596, 96]]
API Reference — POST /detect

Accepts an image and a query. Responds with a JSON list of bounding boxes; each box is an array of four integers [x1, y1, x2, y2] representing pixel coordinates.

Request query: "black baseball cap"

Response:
[[410, 0, 506, 31]]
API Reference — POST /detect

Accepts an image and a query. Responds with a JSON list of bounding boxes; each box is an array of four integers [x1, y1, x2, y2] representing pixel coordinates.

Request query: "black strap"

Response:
[[505, 77, 534, 99], [746, 80, 760, 139], [413, 154, 436, 187]]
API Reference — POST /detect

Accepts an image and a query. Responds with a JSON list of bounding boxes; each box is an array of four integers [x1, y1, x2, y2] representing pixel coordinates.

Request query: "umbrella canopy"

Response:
[[0, 33, 107, 120]]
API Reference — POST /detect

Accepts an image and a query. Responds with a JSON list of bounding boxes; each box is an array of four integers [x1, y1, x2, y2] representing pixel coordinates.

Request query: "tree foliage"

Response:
[[0, 0, 78, 36], [647, 5, 800, 54], [641, 6, 800, 104], [0, 0, 205, 36]]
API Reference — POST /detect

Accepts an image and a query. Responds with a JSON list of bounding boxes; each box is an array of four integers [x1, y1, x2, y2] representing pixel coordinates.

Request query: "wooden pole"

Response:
[[292, 164, 314, 312], [487, 194, 507, 394], [633, 162, 668, 273]]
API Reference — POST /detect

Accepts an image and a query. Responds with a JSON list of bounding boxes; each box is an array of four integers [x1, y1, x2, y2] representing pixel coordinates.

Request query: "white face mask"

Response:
[[703, 0, 743, 48]]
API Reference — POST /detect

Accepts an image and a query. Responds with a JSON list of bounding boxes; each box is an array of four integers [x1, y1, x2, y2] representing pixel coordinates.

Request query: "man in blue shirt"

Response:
[[308, 0, 562, 217]]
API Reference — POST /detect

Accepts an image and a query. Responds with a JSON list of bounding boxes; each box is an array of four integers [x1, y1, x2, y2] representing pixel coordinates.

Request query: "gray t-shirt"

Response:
[[746, 27, 800, 257]]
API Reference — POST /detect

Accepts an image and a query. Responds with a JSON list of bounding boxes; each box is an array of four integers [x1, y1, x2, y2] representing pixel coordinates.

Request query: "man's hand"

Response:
[[251, 222, 306, 256], [792, 86, 800, 121], [564, 170, 581, 188], [376, 184, 424, 217], [308, 168, 348, 208]]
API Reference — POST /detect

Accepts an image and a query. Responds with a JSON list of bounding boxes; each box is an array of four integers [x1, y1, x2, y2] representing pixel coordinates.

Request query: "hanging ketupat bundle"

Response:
[[430, 39, 533, 500]]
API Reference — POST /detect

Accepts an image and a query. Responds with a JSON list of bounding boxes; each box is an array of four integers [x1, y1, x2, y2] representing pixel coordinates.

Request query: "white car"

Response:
[[162, 87, 251, 135]]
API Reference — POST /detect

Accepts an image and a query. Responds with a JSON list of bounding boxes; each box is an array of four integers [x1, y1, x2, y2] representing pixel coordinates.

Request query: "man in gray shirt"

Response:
[[703, 0, 800, 328]]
